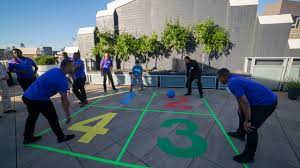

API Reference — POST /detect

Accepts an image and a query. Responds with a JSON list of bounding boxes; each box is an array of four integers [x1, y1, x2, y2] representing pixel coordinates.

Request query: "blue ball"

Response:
[[166, 89, 175, 98]]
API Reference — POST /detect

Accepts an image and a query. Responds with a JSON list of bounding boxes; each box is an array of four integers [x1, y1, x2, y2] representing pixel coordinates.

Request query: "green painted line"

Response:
[[202, 98, 250, 168], [116, 92, 157, 162], [91, 105, 210, 116], [36, 90, 129, 137], [24, 144, 150, 168]]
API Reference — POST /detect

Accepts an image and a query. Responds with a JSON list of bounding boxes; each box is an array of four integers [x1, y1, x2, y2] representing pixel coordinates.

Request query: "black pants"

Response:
[[103, 71, 116, 91], [186, 76, 203, 95], [22, 97, 64, 139], [18, 77, 36, 91], [238, 102, 277, 157], [72, 77, 87, 103]]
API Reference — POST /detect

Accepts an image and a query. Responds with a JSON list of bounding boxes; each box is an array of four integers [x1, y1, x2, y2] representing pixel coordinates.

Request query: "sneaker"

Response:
[[80, 101, 88, 107], [113, 88, 118, 92], [200, 94, 204, 98], [3, 109, 16, 114], [23, 136, 42, 144], [184, 93, 192, 96], [227, 131, 245, 141], [233, 154, 254, 163], [57, 134, 75, 143]]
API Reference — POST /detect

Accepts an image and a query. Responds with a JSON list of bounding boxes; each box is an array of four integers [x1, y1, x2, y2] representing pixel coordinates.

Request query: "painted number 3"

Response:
[[68, 113, 117, 143], [157, 119, 207, 158]]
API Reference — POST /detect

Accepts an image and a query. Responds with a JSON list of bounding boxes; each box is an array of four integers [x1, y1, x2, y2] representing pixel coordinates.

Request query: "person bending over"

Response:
[[184, 56, 203, 98], [22, 59, 75, 144], [218, 68, 277, 163]]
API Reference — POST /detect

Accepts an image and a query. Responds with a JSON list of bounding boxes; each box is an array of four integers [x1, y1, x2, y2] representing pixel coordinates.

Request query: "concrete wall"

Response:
[[77, 27, 96, 59], [252, 15, 293, 58]]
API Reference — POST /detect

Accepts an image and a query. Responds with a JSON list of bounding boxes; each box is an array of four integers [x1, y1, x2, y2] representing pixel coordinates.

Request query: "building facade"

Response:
[[77, 0, 297, 73]]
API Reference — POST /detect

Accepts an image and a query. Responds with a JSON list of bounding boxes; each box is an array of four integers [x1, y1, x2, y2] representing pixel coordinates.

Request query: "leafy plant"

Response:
[[285, 79, 300, 89], [92, 31, 116, 57], [114, 32, 136, 61], [35, 55, 58, 65], [162, 19, 193, 56], [194, 19, 234, 63]]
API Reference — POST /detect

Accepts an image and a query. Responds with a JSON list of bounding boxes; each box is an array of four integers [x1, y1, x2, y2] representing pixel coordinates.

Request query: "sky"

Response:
[[0, 0, 294, 50]]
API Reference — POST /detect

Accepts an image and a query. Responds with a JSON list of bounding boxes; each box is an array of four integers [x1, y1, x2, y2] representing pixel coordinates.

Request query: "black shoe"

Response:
[[113, 88, 118, 92], [184, 93, 192, 96], [227, 131, 245, 141], [57, 134, 75, 143], [80, 101, 88, 107], [200, 94, 204, 98], [4, 109, 16, 113], [23, 136, 42, 144], [0, 115, 2, 118], [233, 154, 254, 163]]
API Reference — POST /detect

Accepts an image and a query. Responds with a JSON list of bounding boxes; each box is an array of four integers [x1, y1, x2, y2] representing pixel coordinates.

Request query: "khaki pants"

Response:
[[0, 80, 12, 113]]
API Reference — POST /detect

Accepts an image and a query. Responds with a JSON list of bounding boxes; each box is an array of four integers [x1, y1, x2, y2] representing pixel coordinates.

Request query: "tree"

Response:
[[92, 31, 116, 58], [114, 33, 137, 69], [194, 19, 234, 66], [162, 20, 194, 57]]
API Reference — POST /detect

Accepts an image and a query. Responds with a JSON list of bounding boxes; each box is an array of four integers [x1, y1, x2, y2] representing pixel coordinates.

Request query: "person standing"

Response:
[[184, 56, 203, 98], [72, 52, 88, 107], [130, 60, 143, 92], [100, 53, 117, 93], [217, 68, 278, 163], [8, 48, 38, 91], [22, 59, 75, 144], [0, 62, 16, 118]]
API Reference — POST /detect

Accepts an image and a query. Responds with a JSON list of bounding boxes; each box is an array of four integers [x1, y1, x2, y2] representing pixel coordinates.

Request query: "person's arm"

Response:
[[229, 82, 254, 133], [238, 96, 254, 133], [31, 59, 38, 75], [100, 59, 103, 70], [8, 62, 15, 73], [0, 65, 9, 80], [60, 93, 71, 124]]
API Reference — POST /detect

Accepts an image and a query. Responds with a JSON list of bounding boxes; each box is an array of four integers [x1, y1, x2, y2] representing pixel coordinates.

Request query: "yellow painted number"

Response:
[[68, 112, 117, 143]]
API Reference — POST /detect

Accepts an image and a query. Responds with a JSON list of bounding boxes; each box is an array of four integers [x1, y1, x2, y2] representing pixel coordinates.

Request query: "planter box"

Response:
[[37, 65, 59, 76], [288, 88, 300, 100]]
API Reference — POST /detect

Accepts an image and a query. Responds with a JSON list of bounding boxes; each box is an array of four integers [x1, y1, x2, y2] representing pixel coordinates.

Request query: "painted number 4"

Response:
[[68, 113, 117, 143]]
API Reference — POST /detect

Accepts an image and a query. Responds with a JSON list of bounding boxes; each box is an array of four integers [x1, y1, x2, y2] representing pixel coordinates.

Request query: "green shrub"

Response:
[[285, 79, 300, 89], [35, 55, 58, 65]]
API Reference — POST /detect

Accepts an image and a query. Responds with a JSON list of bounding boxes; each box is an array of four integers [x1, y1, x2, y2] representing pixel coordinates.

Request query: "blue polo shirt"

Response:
[[8, 57, 36, 79], [23, 68, 68, 101], [132, 65, 143, 77], [74, 58, 86, 79], [228, 75, 277, 106]]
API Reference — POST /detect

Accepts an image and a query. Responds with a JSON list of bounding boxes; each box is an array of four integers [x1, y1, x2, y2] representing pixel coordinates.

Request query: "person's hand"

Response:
[[243, 121, 255, 133], [65, 115, 71, 124]]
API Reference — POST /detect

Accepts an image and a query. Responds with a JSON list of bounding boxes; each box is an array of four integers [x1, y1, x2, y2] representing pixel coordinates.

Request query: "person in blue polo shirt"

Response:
[[22, 59, 75, 144], [130, 60, 143, 92], [218, 68, 277, 163], [72, 52, 88, 107], [100, 53, 117, 93], [8, 48, 38, 91]]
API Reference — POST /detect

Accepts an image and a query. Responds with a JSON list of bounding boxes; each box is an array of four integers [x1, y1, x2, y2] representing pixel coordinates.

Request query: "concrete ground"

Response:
[[1, 84, 300, 168]]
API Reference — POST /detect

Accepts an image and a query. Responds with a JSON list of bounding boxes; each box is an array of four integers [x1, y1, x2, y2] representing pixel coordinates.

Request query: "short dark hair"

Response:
[[12, 48, 22, 55], [62, 52, 68, 58], [135, 60, 140, 64], [217, 68, 230, 77], [184, 56, 191, 60], [60, 59, 73, 69]]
